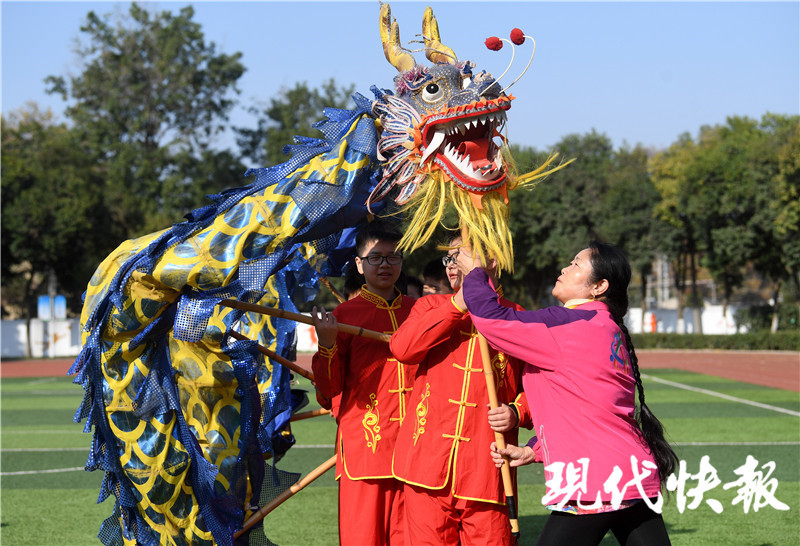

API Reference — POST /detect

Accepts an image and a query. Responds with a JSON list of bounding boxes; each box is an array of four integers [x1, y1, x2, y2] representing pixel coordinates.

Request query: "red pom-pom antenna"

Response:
[[510, 28, 525, 45], [480, 28, 538, 98], [485, 36, 503, 51]]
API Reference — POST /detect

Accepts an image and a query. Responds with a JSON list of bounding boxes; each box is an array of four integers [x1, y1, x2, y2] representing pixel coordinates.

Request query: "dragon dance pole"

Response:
[[227, 330, 315, 381], [220, 299, 392, 343], [477, 333, 521, 540], [234, 454, 338, 539], [290, 408, 331, 422], [319, 277, 346, 304]]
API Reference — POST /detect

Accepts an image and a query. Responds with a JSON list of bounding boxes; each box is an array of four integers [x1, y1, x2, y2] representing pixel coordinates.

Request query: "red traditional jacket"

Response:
[[311, 287, 416, 480], [389, 289, 531, 504]]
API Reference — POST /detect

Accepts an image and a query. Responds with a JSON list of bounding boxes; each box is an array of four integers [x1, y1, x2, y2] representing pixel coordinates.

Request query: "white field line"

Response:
[[672, 441, 800, 446], [642, 373, 800, 417], [1, 467, 85, 476], [2, 447, 88, 452], [0, 444, 336, 453], [26, 378, 57, 386], [4, 443, 795, 477], [9, 443, 796, 451], [2, 430, 83, 434]]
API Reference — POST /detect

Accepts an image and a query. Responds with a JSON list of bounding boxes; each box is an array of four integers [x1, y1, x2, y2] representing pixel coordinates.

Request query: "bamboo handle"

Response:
[[227, 330, 314, 381], [290, 408, 331, 422], [220, 299, 391, 343], [234, 454, 337, 538], [320, 277, 345, 304], [478, 333, 520, 538]]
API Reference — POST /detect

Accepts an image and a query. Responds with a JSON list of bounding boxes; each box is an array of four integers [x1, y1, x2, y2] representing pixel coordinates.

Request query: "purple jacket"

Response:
[[463, 269, 661, 505]]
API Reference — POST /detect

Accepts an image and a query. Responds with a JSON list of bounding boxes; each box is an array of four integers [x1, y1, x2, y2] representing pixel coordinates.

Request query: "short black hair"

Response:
[[422, 258, 448, 284], [405, 275, 423, 295], [355, 219, 403, 256]]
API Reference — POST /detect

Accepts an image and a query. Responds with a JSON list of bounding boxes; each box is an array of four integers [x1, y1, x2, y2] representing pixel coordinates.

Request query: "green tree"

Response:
[[651, 115, 800, 332], [772, 114, 800, 323], [650, 133, 705, 332], [237, 79, 356, 167], [746, 114, 800, 331], [504, 132, 614, 308], [1, 106, 108, 321], [600, 145, 664, 329], [45, 3, 246, 236]]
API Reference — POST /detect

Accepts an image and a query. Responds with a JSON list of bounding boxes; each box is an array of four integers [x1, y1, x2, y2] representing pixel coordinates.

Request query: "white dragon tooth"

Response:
[[459, 124, 467, 136], [421, 130, 446, 164]]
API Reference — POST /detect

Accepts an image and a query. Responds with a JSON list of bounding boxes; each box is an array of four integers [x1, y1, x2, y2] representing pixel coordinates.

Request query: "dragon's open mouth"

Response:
[[419, 96, 512, 192]]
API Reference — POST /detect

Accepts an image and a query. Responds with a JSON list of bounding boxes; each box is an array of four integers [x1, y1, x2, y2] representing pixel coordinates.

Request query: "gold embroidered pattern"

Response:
[[362, 393, 381, 453], [492, 352, 508, 388], [413, 383, 431, 446], [358, 287, 403, 310]]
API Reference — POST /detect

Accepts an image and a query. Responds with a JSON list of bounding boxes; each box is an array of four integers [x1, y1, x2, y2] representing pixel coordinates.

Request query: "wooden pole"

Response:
[[477, 333, 520, 540], [320, 277, 346, 304], [234, 454, 337, 539], [227, 330, 315, 382], [289, 408, 331, 422], [220, 299, 391, 343]]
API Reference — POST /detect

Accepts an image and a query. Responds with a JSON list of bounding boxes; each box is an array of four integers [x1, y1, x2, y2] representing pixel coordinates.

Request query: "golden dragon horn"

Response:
[[380, 3, 415, 72], [422, 7, 457, 64]]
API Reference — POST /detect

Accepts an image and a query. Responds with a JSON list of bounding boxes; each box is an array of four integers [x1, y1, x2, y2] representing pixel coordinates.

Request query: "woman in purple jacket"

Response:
[[456, 241, 677, 545]]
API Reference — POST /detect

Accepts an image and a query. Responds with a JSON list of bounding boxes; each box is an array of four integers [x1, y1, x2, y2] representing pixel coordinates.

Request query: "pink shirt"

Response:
[[463, 269, 661, 506]]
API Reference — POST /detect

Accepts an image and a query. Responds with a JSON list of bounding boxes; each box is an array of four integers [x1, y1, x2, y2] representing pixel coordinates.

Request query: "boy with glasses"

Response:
[[311, 220, 415, 545]]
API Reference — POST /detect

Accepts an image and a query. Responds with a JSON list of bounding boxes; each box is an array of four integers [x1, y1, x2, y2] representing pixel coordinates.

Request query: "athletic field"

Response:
[[1, 351, 798, 545]]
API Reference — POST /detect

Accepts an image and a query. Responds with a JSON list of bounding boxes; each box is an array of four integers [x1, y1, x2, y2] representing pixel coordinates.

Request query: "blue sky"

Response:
[[2, 1, 798, 158]]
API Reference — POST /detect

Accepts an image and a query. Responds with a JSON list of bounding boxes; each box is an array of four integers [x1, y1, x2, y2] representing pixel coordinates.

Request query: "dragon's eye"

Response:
[[421, 82, 445, 103]]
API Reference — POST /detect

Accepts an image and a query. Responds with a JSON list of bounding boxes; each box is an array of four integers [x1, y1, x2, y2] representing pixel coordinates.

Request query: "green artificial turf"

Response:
[[2, 368, 798, 545]]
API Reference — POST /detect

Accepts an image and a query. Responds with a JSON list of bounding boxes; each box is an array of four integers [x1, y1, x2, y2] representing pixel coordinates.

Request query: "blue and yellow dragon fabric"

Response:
[[71, 4, 566, 544]]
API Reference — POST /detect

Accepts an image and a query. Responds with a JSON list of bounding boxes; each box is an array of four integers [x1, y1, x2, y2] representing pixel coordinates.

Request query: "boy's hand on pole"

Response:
[[311, 306, 338, 349]]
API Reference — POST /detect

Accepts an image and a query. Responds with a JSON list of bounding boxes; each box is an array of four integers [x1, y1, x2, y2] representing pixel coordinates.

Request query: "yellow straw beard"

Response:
[[394, 149, 569, 275]]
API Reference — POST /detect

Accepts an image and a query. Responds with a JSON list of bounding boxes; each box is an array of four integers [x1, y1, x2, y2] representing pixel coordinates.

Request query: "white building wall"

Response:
[[1, 318, 83, 358], [626, 305, 744, 334]]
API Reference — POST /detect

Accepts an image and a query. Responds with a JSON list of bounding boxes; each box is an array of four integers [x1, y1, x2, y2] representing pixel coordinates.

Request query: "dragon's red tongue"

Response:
[[456, 139, 491, 168]]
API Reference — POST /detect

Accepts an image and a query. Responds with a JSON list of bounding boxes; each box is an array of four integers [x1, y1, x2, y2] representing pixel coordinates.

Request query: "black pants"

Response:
[[535, 501, 671, 546]]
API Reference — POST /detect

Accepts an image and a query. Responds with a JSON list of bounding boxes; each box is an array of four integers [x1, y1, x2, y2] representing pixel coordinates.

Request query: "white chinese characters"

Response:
[[542, 455, 789, 514]]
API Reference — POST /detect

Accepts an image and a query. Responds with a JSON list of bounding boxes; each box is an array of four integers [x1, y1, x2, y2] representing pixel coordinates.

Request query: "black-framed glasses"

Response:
[[359, 254, 403, 266], [442, 252, 459, 266]]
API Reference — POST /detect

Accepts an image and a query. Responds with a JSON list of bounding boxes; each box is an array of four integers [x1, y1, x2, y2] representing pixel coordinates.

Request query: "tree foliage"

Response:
[[650, 114, 800, 330], [45, 2, 246, 235], [236, 79, 356, 167], [1, 106, 108, 315]]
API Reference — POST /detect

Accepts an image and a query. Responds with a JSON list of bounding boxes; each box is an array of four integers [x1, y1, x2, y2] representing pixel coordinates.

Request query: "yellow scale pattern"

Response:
[[78, 114, 373, 544]]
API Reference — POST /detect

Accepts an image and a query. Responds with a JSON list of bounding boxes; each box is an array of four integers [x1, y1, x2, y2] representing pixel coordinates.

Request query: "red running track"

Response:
[[2, 350, 798, 392]]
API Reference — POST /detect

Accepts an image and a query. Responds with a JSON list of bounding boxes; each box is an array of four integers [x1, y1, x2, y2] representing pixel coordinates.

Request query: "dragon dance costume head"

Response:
[[370, 4, 567, 273]]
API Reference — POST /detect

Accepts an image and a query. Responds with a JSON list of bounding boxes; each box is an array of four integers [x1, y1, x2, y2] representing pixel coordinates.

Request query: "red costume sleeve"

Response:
[[511, 390, 533, 430], [390, 295, 465, 364]]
